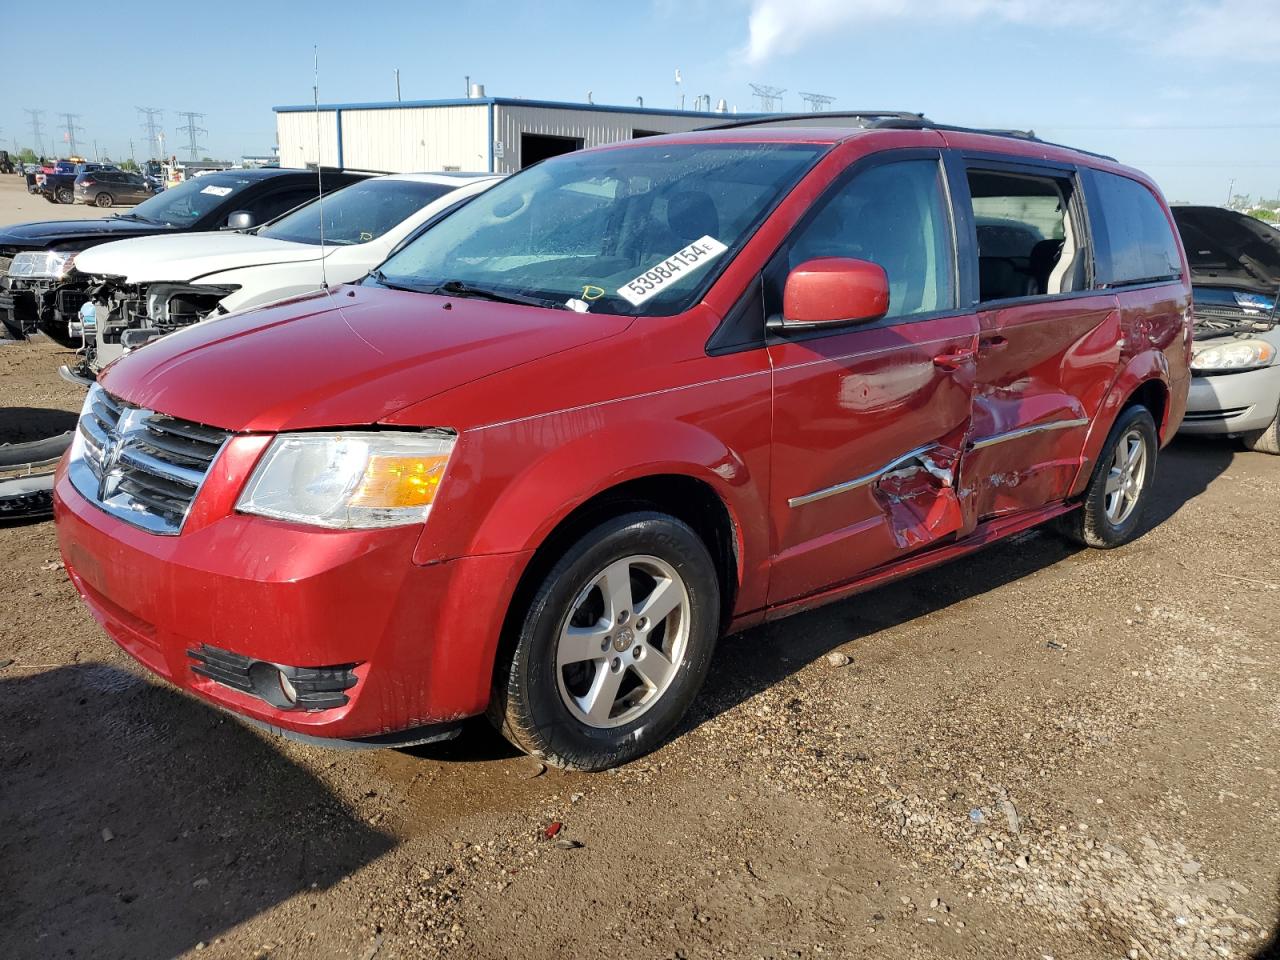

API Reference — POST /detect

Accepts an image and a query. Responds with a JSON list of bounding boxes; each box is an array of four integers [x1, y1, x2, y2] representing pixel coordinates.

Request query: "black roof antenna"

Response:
[[313, 44, 329, 291]]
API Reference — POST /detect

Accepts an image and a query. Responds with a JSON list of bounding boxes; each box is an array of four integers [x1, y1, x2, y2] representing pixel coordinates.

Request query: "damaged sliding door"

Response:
[[764, 151, 979, 604]]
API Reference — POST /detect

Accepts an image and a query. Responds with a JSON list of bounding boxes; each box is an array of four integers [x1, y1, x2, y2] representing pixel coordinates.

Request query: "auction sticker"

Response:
[[617, 235, 728, 307], [200, 185, 233, 197]]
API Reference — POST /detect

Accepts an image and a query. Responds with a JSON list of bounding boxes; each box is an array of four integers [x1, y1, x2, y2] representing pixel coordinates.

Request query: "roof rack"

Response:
[[698, 111, 928, 131], [869, 117, 1118, 162], [698, 112, 1118, 163]]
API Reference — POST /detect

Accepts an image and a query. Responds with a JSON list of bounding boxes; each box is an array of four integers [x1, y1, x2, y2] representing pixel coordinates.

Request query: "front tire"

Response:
[[1241, 401, 1280, 455], [94, 192, 112, 208], [1059, 405, 1159, 548], [491, 512, 721, 771]]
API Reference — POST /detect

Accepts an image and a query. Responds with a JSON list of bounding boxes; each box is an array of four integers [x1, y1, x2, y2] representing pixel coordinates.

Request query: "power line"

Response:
[[799, 91, 836, 112], [23, 108, 45, 156], [137, 106, 164, 159], [58, 113, 84, 157], [749, 83, 786, 113], [176, 111, 207, 160]]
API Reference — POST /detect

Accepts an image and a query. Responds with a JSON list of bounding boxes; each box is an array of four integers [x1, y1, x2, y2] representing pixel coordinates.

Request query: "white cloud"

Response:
[[742, 0, 1278, 65], [1161, 0, 1280, 62], [743, 0, 1117, 64]]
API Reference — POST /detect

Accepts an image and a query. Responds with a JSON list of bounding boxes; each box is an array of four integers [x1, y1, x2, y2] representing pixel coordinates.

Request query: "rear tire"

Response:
[[1241, 402, 1280, 455], [1058, 405, 1159, 549], [94, 192, 112, 208], [490, 511, 720, 771], [55, 186, 73, 204]]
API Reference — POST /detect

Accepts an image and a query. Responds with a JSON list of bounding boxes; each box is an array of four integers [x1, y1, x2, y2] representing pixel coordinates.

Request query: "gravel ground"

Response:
[[2, 175, 1279, 960]]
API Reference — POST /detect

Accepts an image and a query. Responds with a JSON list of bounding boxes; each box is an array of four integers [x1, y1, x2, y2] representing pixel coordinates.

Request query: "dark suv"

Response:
[[0, 167, 367, 341], [75, 170, 153, 207]]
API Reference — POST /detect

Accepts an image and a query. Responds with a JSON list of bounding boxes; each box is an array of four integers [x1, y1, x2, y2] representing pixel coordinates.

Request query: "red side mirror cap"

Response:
[[782, 257, 890, 327]]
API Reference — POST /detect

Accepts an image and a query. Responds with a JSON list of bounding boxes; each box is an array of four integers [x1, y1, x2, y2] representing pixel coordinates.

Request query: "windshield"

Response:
[[125, 174, 257, 227], [372, 142, 825, 315], [259, 178, 453, 246]]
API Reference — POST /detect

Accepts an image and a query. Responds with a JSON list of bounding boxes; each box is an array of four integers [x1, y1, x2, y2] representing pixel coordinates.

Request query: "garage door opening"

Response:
[[520, 133, 584, 168]]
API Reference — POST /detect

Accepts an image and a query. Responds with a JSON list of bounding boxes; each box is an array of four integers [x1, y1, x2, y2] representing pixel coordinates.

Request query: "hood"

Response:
[[0, 217, 171, 252], [100, 284, 633, 433], [74, 232, 322, 284], [1172, 206, 1280, 295]]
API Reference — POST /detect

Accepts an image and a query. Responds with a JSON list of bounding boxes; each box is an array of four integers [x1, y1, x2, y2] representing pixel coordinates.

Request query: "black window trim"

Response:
[[953, 152, 1113, 310], [708, 147, 967, 354]]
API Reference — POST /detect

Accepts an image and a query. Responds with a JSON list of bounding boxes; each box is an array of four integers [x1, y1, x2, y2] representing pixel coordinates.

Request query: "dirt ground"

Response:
[[2, 176, 1279, 960]]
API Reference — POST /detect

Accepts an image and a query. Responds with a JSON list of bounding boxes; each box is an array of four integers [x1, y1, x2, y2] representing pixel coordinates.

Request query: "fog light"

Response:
[[248, 661, 299, 709]]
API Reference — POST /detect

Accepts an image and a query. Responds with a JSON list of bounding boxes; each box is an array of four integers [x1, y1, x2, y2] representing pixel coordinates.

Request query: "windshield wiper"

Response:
[[367, 268, 436, 294], [112, 212, 152, 223], [433, 279, 561, 309]]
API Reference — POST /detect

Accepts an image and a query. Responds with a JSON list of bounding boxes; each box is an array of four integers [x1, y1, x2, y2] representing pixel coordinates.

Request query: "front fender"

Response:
[[414, 416, 770, 613], [1068, 349, 1171, 498]]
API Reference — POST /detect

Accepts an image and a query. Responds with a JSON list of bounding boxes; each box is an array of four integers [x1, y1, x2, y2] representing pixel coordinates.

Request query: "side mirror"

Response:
[[225, 210, 255, 230], [780, 257, 889, 327]]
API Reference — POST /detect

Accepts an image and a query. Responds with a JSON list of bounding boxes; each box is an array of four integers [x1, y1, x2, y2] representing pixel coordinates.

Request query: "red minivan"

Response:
[[54, 117, 1192, 770]]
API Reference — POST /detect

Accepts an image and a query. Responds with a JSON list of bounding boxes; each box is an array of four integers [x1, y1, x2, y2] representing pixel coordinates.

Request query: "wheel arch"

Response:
[[1069, 351, 1172, 498]]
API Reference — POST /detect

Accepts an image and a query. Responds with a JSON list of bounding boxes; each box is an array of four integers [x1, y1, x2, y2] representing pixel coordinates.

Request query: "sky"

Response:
[[1, 0, 1277, 205]]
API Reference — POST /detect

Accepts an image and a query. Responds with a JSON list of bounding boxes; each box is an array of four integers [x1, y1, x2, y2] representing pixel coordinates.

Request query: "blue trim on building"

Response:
[[273, 96, 766, 120], [486, 102, 495, 173]]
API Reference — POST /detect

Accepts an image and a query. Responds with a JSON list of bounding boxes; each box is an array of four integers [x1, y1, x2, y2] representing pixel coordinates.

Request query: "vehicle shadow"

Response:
[[0, 664, 395, 960], [686, 433, 1237, 731]]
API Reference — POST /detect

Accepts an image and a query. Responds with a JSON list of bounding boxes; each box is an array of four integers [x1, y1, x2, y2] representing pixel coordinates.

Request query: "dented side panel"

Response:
[[961, 297, 1121, 521], [766, 316, 978, 605]]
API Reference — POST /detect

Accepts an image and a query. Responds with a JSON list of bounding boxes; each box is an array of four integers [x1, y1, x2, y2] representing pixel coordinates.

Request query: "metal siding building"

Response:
[[274, 98, 758, 174]]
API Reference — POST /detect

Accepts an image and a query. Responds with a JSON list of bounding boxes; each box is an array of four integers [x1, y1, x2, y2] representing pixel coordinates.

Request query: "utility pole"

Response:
[[1226, 177, 1235, 208], [23, 108, 45, 157], [749, 83, 786, 112], [799, 91, 836, 112], [136, 106, 164, 159], [59, 113, 84, 157], [176, 111, 207, 160], [395, 68, 401, 102]]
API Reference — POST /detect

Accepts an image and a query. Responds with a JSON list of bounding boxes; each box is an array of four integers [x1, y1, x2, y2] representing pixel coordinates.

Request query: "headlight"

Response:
[[1191, 339, 1276, 374], [8, 250, 76, 279], [236, 431, 456, 529]]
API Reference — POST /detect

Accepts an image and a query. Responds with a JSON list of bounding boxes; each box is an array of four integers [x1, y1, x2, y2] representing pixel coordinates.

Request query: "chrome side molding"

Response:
[[968, 416, 1089, 451]]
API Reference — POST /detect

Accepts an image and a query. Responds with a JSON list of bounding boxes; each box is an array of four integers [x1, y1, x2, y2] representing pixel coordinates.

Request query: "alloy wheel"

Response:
[[555, 554, 690, 729], [1104, 428, 1148, 525]]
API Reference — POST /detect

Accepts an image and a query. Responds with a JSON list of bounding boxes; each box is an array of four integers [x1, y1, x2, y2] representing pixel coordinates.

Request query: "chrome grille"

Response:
[[68, 384, 230, 535]]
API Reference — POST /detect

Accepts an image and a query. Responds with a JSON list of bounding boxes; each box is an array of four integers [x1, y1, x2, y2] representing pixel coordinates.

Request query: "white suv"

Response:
[[70, 172, 501, 375]]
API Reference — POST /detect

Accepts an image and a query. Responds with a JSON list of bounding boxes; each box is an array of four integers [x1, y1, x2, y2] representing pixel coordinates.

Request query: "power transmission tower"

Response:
[[176, 111, 207, 160], [749, 83, 786, 112], [799, 91, 836, 112], [137, 106, 164, 159], [23, 108, 45, 156], [59, 113, 84, 156]]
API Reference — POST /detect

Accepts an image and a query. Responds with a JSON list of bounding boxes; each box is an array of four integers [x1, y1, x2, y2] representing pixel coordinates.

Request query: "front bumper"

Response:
[[1179, 364, 1280, 435], [54, 466, 531, 741]]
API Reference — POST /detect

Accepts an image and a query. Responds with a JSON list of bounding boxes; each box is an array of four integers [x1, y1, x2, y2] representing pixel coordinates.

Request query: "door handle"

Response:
[[933, 345, 977, 370], [979, 335, 1009, 352]]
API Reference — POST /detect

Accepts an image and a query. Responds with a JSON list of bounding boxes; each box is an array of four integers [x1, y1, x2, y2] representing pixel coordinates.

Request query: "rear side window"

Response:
[[785, 158, 956, 319], [1091, 172, 1182, 287]]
